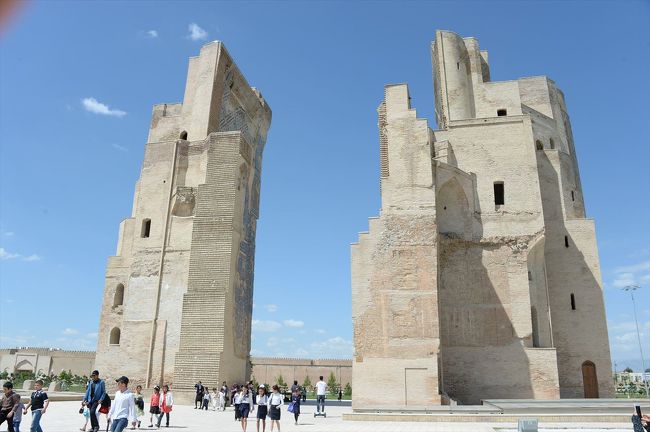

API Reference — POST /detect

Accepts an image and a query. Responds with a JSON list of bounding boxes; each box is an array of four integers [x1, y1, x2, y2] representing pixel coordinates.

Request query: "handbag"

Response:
[[287, 402, 294, 413], [99, 392, 111, 413]]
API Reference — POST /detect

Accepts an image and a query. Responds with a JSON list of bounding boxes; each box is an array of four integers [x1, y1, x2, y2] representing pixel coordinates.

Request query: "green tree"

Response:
[[344, 382, 352, 397], [645, 368, 650, 373], [302, 376, 312, 389], [327, 371, 338, 396], [276, 374, 287, 391], [624, 367, 634, 373]]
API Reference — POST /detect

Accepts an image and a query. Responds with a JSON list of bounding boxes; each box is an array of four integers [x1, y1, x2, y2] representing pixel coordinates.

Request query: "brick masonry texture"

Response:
[[351, 30, 613, 410]]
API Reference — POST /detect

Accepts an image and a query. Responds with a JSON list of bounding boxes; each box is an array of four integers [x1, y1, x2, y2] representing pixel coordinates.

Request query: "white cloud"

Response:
[[609, 260, 650, 289], [0, 248, 40, 262], [0, 335, 31, 346], [0, 247, 20, 260], [315, 329, 326, 334], [147, 30, 158, 38], [614, 260, 650, 274], [309, 336, 352, 358], [86, 333, 98, 339], [283, 319, 304, 328], [63, 328, 79, 335], [252, 320, 282, 332], [2, 231, 14, 237], [609, 320, 650, 361], [188, 23, 208, 41], [265, 304, 278, 313], [613, 272, 636, 289], [82, 97, 127, 117], [266, 337, 278, 347], [111, 143, 129, 152]]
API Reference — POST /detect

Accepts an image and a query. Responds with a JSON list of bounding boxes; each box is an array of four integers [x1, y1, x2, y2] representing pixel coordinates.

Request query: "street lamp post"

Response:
[[622, 285, 650, 399]]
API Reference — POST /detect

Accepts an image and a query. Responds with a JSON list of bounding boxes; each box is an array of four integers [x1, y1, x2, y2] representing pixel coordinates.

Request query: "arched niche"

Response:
[[109, 327, 121, 345], [436, 178, 471, 239]]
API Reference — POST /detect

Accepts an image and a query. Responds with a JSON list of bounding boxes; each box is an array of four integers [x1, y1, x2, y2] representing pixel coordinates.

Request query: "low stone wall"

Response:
[[1, 349, 352, 392], [0, 348, 95, 377], [251, 357, 352, 389]]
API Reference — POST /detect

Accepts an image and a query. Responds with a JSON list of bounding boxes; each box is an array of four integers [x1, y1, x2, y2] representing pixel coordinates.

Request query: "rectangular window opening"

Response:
[[497, 109, 507, 116], [141, 219, 151, 238], [570, 293, 576, 310], [494, 182, 505, 206], [564, 235, 569, 248], [571, 190, 575, 201]]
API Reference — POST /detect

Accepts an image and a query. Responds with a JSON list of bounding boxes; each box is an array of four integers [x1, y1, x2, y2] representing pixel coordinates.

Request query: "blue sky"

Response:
[[0, 1, 649, 372]]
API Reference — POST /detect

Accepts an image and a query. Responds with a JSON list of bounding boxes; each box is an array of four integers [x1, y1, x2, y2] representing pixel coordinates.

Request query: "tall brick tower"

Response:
[[351, 30, 613, 409], [94, 41, 271, 396]]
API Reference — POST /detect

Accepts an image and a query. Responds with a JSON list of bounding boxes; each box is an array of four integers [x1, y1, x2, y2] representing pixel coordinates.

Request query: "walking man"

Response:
[[82, 370, 106, 432], [220, 382, 228, 409], [107, 376, 136, 432], [194, 381, 204, 410], [0, 382, 21, 432], [23, 379, 49, 432], [315, 376, 327, 414]]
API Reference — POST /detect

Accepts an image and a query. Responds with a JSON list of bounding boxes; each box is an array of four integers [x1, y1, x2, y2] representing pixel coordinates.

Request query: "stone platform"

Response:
[[5, 400, 635, 432], [343, 398, 649, 423]]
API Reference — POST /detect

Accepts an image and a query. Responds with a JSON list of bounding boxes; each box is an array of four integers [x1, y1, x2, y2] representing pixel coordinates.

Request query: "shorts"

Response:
[[150, 406, 160, 415], [256, 405, 267, 419], [269, 405, 281, 420], [239, 404, 250, 418]]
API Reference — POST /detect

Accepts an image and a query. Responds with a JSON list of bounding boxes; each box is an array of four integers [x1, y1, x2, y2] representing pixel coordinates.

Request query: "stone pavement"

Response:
[[4, 401, 632, 432]]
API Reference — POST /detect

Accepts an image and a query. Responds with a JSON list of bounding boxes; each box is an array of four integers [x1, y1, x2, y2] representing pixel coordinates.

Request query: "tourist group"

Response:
[[0, 370, 330, 432]]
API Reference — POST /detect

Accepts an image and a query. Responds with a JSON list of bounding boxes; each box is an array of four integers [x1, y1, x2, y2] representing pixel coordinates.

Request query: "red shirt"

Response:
[[150, 393, 160, 407]]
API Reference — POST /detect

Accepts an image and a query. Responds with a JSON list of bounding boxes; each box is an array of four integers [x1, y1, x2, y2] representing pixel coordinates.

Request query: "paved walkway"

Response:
[[4, 401, 632, 432]]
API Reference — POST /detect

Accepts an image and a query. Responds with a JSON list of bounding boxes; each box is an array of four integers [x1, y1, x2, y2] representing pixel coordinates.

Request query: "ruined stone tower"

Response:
[[351, 30, 613, 409], [94, 41, 271, 394]]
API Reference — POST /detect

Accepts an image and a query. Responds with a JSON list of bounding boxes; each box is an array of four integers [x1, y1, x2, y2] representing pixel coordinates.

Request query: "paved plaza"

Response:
[[2, 401, 633, 432]]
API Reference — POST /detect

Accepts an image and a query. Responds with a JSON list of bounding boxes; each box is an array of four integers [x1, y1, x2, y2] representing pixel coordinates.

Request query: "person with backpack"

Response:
[[134, 385, 144, 428], [82, 370, 106, 432]]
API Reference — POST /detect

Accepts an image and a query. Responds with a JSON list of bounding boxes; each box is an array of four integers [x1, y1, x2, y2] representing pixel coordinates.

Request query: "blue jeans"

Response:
[[30, 409, 43, 432], [111, 418, 129, 432], [316, 395, 325, 412], [156, 412, 169, 427], [13, 420, 21, 432]]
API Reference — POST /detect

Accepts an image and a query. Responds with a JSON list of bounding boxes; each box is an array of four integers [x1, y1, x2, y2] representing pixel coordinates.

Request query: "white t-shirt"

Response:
[[316, 381, 327, 396]]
